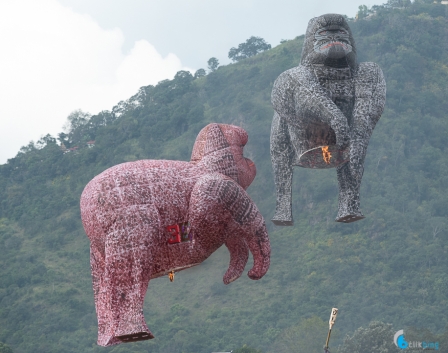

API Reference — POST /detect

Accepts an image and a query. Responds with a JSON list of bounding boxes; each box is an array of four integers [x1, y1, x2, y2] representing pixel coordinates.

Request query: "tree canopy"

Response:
[[228, 36, 271, 62], [207, 57, 220, 72]]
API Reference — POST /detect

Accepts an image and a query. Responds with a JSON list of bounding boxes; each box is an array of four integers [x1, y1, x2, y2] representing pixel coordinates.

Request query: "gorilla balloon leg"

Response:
[[336, 149, 365, 223], [97, 205, 158, 346], [271, 112, 295, 226], [336, 101, 378, 223]]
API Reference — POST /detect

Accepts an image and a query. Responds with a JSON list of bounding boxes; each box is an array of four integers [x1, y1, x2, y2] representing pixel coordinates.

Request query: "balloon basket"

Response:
[[297, 145, 349, 169]]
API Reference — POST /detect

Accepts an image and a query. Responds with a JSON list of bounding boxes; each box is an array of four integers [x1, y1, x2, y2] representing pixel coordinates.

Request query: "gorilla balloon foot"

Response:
[[272, 196, 293, 226], [97, 335, 122, 347], [271, 210, 294, 226], [272, 217, 294, 226], [117, 331, 155, 343], [335, 213, 365, 223]]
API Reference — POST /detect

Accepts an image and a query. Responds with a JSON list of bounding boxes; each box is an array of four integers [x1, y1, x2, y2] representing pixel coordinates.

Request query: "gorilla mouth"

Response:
[[320, 41, 349, 51], [314, 40, 353, 59]]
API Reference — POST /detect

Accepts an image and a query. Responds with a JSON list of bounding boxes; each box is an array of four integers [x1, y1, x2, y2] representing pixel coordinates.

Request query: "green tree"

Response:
[[356, 5, 369, 19], [57, 132, 70, 148], [234, 344, 263, 353], [388, 0, 411, 6], [0, 342, 13, 353], [435, 326, 448, 353], [207, 57, 219, 72], [337, 321, 400, 353], [194, 68, 206, 78], [173, 70, 194, 91], [269, 316, 328, 353], [228, 36, 271, 62], [62, 109, 92, 146], [35, 134, 57, 149], [63, 109, 91, 134]]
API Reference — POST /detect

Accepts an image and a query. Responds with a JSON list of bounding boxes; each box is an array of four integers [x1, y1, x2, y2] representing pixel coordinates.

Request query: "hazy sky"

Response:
[[0, 0, 383, 164]]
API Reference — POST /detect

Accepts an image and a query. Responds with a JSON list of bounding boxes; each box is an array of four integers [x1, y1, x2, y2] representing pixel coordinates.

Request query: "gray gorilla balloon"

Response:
[[271, 14, 386, 225]]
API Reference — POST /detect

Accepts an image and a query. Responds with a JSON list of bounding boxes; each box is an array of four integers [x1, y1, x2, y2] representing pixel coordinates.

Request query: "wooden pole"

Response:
[[324, 308, 338, 351]]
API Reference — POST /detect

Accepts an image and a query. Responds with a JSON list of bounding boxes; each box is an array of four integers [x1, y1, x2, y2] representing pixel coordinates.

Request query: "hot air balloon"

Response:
[[80, 123, 270, 346], [271, 14, 386, 225]]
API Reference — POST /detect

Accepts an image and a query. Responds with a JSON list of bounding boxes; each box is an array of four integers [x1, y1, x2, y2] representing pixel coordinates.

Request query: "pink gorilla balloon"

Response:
[[80, 123, 271, 346]]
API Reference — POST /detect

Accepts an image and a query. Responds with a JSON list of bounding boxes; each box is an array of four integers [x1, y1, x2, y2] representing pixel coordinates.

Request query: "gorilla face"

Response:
[[300, 14, 357, 69], [313, 26, 353, 60]]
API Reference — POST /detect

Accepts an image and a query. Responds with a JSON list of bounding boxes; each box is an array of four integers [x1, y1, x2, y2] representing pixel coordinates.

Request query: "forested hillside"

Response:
[[1, 1, 448, 352]]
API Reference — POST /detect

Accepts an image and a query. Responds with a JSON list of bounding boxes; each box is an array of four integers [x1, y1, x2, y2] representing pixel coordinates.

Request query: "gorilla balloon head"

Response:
[[313, 26, 352, 59], [190, 124, 256, 190], [301, 14, 357, 69]]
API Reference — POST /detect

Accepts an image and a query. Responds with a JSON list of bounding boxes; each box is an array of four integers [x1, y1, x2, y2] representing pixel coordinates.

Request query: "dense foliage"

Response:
[[338, 321, 400, 353], [1, 1, 448, 352], [207, 57, 220, 72], [228, 36, 272, 62]]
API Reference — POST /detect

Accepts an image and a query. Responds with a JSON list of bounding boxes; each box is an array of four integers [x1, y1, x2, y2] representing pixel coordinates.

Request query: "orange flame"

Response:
[[322, 146, 332, 164], [169, 271, 175, 282]]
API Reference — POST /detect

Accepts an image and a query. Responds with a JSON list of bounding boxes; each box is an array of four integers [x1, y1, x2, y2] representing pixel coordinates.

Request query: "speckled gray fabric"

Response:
[[270, 14, 386, 225]]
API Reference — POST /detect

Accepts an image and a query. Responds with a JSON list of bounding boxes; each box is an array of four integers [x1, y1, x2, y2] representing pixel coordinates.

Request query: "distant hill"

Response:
[[1, 1, 448, 352]]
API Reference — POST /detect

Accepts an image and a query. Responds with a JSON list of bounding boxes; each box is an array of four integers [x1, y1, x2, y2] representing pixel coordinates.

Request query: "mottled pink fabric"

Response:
[[80, 124, 271, 347]]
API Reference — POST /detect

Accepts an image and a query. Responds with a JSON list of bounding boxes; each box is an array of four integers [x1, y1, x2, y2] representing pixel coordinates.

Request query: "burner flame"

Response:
[[322, 146, 332, 164]]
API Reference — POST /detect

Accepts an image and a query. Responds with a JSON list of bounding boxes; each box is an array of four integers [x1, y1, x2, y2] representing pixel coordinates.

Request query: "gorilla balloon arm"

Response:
[[345, 62, 386, 183], [352, 62, 386, 139], [272, 65, 350, 149], [185, 173, 270, 285]]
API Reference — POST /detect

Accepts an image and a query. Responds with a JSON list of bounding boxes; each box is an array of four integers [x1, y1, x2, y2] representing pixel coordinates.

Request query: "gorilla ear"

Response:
[[219, 124, 249, 147], [190, 124, 229, 162], [204, 124, 229, 155]]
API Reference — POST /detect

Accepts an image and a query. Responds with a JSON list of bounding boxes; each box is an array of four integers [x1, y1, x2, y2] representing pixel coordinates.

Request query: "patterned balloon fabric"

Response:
[[80, 123, 270, 346], [270, 13, 386, 226]]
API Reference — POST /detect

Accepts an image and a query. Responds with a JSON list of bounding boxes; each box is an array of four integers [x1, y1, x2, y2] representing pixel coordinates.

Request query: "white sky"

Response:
[[0, 0, 383, 164]]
